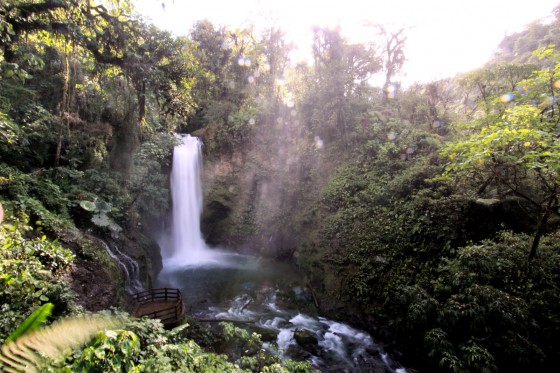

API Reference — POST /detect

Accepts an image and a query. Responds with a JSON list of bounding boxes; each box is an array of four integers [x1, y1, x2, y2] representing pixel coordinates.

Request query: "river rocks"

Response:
[[292, 328, 320, 356], [294, 328, 319, 347], [250, 325, 278, 343]]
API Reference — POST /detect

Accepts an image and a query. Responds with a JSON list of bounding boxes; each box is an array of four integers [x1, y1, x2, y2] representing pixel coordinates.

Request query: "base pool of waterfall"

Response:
[[157, 135, 406, 372]]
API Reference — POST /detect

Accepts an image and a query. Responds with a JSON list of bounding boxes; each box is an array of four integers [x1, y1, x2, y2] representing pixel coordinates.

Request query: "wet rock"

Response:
[[115, 229, 161, 288], [250, 326, 278, 343], [201, 200, 232, 246], [285, 344, 312, 361], [294, 328, 319, 348], [68, 255, 122, 311]]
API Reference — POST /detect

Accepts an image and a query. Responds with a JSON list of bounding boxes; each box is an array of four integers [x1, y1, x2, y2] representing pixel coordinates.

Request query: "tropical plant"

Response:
[[0, 314, 123, 372], [5, 303, 54, 343], [441, 46, 560, 260]]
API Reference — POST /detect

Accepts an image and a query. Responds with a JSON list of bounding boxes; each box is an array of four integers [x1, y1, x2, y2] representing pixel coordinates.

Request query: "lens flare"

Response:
[[237, 57, 251, 67], [387, 131, 397, 140], [500, 93, 514, 102], [386, 84, 397, 99], [541, 96, 554, 106]]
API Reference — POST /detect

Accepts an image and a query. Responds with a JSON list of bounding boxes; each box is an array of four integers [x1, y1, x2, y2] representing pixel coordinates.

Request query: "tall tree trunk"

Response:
[[528, 194, 557, 261], [54, 56, 69, 167], [137, 80, 146, 124]]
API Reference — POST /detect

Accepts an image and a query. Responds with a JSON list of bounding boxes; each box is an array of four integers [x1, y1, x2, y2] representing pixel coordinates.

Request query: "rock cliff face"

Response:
[[194, 101, 370, 260], [115, 229, 162, 289], [64, 227, 161, 312], [198, 150, 313, 259]]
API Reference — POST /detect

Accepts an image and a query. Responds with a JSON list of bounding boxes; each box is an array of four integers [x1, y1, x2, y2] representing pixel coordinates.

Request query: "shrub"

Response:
[[0, 220, 75, 344]]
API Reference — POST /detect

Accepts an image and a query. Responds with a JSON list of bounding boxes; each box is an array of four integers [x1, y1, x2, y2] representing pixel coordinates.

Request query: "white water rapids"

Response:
[[157, 134, 407, 372]]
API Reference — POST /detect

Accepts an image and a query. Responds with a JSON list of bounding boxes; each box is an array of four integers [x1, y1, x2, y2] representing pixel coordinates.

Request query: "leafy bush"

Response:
[[0, 164, 73, 233], [386, 231, 560, 372], [128, 132, 177, 224], [0, 220, 76, 344], [69, 329, 142, 372]]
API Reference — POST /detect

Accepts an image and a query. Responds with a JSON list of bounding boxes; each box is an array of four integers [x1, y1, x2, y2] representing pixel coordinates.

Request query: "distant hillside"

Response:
[[491, 4, 560, 65]]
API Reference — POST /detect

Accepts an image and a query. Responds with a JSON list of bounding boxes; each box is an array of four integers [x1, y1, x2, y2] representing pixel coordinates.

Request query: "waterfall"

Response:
[[164, 134, 210, 266], [102, 241, 144, 295]]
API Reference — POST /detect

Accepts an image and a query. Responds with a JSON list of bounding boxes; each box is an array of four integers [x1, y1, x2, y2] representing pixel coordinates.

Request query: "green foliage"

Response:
[[0, 164, 74, 233], [298, 51, 560, 370], [386, 231, 560, 371], [305, 119, 459, 306], [0, 221, 75, 344], [77, 197, 122, 233], [0, 110, 21, 148], [445, 48, 559, 185], [128, 132, 177, 223], [69, 329, 141, 373], [0, 4, 559, 373], [0, 313, 124, 372], [44, 316, 314, 373], [5, 302, 54, 343], [442, 46, 560, 260]]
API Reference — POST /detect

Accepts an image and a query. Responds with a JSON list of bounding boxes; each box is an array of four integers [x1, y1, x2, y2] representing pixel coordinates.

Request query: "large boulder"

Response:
[[293, 328, 319, 348], [462, 196, 540, 243]]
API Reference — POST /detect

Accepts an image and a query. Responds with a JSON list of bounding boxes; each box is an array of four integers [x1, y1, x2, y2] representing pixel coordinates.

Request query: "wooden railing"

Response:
[[132, 288, 184, 326]]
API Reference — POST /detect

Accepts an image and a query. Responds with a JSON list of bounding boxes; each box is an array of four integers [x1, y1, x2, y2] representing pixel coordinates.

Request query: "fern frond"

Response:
[[0, 314, 124, 372]]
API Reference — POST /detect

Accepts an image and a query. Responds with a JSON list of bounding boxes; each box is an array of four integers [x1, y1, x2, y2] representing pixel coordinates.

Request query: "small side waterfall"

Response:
[[102, 241, 144, 295], [163, 134, 212, 266]]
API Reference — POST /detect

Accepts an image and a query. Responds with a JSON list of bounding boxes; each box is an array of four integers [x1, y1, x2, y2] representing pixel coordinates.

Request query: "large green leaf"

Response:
[[5, 303, 54, 343], [79, 200, 96, 212]]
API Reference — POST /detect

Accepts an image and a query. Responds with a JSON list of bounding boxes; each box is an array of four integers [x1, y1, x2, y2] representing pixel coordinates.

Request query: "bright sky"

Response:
[[133, 0, 558, 85]]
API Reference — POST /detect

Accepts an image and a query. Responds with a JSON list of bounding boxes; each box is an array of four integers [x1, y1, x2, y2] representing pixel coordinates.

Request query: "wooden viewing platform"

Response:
[[133, 288, 185, 327]]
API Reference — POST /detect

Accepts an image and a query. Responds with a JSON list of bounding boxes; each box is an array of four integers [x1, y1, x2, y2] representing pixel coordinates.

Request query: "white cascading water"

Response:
[[103, 240, 144, 295], [164, 134, 209, 266]]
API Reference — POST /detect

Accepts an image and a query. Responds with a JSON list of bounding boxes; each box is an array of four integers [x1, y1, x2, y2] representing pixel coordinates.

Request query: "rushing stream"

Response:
[[157, 134, 407, 372]]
